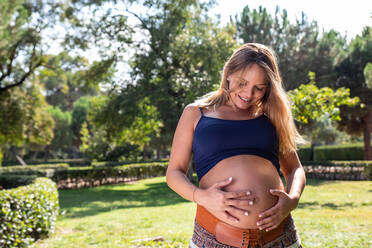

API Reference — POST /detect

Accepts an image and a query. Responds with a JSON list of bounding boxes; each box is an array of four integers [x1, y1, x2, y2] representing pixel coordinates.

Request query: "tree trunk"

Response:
[[11, 146, 27, 165], [363, 106, 372, 160]]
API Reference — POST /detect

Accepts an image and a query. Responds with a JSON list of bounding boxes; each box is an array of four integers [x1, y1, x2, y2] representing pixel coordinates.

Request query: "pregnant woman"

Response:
[[166, 43, 306, 248]]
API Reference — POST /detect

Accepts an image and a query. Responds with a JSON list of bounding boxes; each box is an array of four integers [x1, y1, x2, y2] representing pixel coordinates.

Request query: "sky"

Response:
[[210, 0, 372, 41]]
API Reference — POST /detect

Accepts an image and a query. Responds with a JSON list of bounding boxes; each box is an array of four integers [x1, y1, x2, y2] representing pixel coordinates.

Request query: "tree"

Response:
[[0, 0, 62, 93], [233, 5, 347, 90], [0, 83, 54, 163], [288, 72, 359, 159], [332, 26, 372, 160], [80, 95, 162, 161]]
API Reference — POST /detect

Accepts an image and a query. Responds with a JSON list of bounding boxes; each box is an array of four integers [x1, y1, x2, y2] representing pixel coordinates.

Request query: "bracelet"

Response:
[[192, 187, 198, 203]]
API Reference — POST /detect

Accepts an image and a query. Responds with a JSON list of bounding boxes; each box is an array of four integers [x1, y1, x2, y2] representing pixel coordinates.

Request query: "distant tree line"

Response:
[[0, 0, 371, 164]]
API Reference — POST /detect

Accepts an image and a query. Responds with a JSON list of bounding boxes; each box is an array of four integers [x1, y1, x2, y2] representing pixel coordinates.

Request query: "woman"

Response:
[[166, 43, 306, 248]]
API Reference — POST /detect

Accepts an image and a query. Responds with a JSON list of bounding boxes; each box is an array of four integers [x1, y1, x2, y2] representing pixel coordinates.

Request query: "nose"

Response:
[[241, 87, 253, 100]]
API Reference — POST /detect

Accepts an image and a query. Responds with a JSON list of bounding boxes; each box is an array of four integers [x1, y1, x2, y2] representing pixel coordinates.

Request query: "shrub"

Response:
[[0, 178, 59, 248], [0, 175, 38, 190], [314, 143, 365, 161], [298, 145, 311, 161]]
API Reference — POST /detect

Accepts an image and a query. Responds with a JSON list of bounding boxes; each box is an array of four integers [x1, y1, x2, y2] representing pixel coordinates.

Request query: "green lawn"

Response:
[[31, 177, 372, 248]]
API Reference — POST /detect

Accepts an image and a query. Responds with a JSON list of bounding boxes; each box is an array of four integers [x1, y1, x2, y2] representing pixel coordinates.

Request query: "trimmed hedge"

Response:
[[0, 177, 59, 247], [1, 159, 91, 167], [0, 175, 38, 190], [297, 146, 311, 161], [53, 162, 169, 189], [314, 143, 366, 161]]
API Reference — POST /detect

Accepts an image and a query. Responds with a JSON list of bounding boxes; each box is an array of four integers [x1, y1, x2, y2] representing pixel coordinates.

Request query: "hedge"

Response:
[[0, 177, 59, 248], [1, 159, 91, 167], [314, 143, 366, 161], [53, 162, 169, 189]]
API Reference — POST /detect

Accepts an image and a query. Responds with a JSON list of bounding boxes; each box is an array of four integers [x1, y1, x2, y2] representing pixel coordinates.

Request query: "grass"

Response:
[[31, 177, 372, 248]]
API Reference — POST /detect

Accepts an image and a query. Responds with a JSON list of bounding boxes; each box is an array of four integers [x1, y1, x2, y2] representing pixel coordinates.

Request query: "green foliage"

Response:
[[0, 147, 3, 167], [0, 178, 59, 248], [297, 145, 312, 161], [288, 72, 359, 133], [0, 85, 55, 147], [364, 62, 372, 90], [0, 175, 38, 189], [71, 96, 90, 144], [0, 163, 69, 175], [233, 5, 347, 90], [333, 26, 372, 136], [313, 143, 368, 161], [46, 106, 73, 151], [82, 95, 162, 161]]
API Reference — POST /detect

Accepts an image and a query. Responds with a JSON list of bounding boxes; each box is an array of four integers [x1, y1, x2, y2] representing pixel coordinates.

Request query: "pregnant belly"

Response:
[[198, 154, 285, 229]]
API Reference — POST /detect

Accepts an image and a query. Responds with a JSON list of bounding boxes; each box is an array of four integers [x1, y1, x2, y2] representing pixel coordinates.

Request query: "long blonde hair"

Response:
[[193, 43, 306, 154]]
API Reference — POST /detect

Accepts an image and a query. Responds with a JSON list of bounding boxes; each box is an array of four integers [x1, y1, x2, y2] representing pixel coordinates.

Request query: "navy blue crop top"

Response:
[[192, 107, 280, 181]]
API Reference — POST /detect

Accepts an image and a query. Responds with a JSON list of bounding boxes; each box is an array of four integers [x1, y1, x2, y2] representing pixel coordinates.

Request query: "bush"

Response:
[[0, 175, 38, 189], [0, 178, 59, 248], [1, 159, 90, 167], [0, 164, 69, 178], [298, 145, 311, 161], [314, 143, 365, 161]]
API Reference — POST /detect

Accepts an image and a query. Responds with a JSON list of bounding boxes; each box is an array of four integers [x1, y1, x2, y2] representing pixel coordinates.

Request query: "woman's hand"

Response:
[[194, 177, 256, 223], [256, 189, 299, 231]]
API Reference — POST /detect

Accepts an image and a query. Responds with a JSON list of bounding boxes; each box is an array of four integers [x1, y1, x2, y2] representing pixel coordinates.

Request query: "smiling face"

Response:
[[226, 63, 268, 112]]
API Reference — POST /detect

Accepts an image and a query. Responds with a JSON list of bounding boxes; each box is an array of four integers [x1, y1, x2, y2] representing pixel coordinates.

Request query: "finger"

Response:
[[258, 205, 278, 219], [225, 198, 255, 207], [214, 177, 233, 189], [258, 222, 278, 231], [257, 215, 274, 227], [223, 210, 240, 223], [265, 224, 280, 232], [224, 190, 251, 199], [226, 206, 250, 217], [269, 189, 288, 198]]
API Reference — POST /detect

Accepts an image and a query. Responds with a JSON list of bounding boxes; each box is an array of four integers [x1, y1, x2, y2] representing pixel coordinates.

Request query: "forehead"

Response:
[[229, 64, 267, 85]]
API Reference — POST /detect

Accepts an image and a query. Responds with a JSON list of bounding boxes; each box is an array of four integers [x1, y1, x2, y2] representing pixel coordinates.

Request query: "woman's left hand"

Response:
[[256, 189, 299, 232]]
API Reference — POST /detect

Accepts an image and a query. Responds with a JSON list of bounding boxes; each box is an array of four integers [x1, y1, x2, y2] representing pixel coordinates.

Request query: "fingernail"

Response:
[[259, 227, 263, 230], [258, 214, 262, 218], [235, 219, 239, 222], [246, 191, 251, 195], [228, 177, 232, 181], [266, 229, 269, 232], [249, 201, 253, 205], [244, 212, 249, 216]]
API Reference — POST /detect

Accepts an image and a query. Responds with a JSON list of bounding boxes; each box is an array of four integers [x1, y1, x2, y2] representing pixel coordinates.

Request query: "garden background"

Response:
[[0, 0, 371, 247]]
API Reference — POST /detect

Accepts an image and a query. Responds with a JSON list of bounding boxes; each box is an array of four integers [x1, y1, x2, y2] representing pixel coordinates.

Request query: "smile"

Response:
[[239, 95, 250, 102]]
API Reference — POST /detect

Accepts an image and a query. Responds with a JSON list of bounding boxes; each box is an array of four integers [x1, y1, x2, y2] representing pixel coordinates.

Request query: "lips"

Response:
[[238, 95, 250, 103]]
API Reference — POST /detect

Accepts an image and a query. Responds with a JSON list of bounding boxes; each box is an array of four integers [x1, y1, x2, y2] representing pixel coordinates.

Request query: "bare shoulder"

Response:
[[181, 103, 202, 130]]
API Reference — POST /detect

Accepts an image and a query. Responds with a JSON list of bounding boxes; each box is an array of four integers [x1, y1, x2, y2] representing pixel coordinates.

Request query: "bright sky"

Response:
[[210, 0, 372, 40]]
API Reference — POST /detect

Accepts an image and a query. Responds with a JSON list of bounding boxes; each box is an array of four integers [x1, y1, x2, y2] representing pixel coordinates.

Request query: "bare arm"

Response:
[[166, 104, 199, 202], [279, 149, 306, 210], [257, 149, 306, 231], [166, 104, 251, 222]]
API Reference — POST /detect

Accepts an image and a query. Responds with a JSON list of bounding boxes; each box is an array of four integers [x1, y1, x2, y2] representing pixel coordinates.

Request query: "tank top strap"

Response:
[[199, 107, 204, 116]]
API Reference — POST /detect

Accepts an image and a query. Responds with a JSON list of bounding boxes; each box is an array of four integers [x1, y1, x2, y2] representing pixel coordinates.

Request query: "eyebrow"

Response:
[[234, 77, 268, 86]]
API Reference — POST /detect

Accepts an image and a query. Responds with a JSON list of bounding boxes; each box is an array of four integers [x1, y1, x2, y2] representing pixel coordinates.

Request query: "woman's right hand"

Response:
[[194, 177, 256, 222]]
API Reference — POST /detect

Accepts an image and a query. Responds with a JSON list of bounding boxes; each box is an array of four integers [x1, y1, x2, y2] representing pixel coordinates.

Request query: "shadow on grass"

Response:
[[57, 178, 357, 220], [58, 180, 188, 219], [297, 201, 356, 210]]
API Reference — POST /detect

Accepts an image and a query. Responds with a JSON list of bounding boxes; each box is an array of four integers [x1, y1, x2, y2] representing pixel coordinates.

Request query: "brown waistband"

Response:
[[195, 204, 290, 248]]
